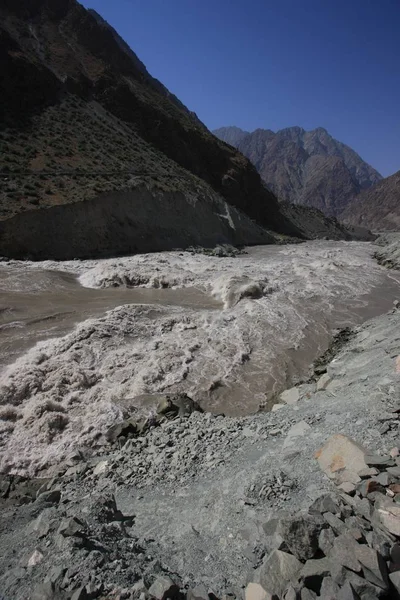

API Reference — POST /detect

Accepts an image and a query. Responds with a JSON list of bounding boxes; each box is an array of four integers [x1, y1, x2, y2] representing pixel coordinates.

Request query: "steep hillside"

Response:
[[213, 126, 382, 217], [0, 0, 308, 259], [342, 170, 400, 231]]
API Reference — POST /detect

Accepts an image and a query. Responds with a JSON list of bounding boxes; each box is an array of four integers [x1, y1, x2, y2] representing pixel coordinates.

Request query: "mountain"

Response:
[[342, 170, 400, 231], [213, 126, 382, 218], [0, 1, 367, 259]]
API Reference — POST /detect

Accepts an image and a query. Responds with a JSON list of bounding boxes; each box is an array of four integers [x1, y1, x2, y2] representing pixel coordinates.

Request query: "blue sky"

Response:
[[80, 0, 400, 177]]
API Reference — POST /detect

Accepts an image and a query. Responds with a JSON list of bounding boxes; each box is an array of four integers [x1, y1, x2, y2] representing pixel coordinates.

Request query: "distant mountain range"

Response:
[[213, 126, 396, 227]]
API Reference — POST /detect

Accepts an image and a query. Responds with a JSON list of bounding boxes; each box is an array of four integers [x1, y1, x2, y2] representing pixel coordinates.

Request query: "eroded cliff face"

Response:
[[0, 186, 274, 260]]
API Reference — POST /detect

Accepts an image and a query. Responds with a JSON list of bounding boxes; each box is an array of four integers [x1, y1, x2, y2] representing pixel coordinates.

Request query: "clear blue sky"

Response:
[[80, 0, 400, 177]]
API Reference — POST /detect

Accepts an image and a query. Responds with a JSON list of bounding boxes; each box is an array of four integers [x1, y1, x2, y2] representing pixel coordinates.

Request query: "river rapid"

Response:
[[1, 240, 400, 474]]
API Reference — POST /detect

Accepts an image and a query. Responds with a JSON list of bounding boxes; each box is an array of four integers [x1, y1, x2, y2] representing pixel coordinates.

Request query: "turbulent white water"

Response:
[[1, 240, 400, 475]]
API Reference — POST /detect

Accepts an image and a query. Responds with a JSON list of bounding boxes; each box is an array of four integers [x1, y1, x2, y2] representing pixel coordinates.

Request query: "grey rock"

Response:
[[373, 472, 394, 487], [387, 466, 400, 477], [148, 576, 180, 600], [31, 581, 65, 600], [318, 527, 335, 555], [308, 493, 340, 515], [300, 557, 332, 593], [259, 550, 302, 598], [187, 585, 209, 600], [278, 514, 326, 559], [323, 512, 347, 535], [328, 533, 362, 572], [389, 571, 400, 595], [320, 577, 340, 599], [344, 572, 386, 599], [358, 468, 379, 479], [365, 455, 395, 467], [282, 586, 299, 600], [300, 588, 317, 600], [70, 587, 88, 600], [354, 544, 389, 589], [337, 582, 360, 600], [57, 517, 85, 537]]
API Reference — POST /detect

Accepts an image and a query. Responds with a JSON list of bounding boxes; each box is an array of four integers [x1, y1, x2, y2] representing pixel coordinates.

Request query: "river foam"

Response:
[[1, 241, 400, 475]]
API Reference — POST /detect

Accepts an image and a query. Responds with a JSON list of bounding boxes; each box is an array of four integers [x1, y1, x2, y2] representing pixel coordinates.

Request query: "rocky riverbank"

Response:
[[1, 296, 400, 599], [374, 233, 400, 270]]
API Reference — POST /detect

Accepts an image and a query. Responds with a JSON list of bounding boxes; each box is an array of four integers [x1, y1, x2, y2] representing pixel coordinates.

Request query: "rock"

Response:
[[323, 512, 347, 535], [328, 533, 362, 572], [271, 403, 285, 412], [27, 549, 44, 567], [278, 514, 325, 559], [336, 582, 360, 600], [244, 583, 269, 600], [318, 527, 335, 555], [283, 421, 311, 448], [374, 472, 394, 486], [316, 373, 332, 391], [343, 572, 385, 599], [320, 577, 340, 599], [70, 587, 88, 600], [31, 581, 65, 600], [315, 435, 368, 485], [300, 557, 332, 593], [35, 489, 61, 504], [300, 588, 316, 600], [390, 447, 400, 458], [374, 503, 400, 536], [387, 466, 400, 477], [282, 586, 298, 600], [338, 482, 357, 495], [29, 509, 55, 538], [358, 468, 379, 479], [58, 517, 85, 537], [280, 388, 300, 405], [93, 460, 109, 476], [357, 479, 385, 497], [259, 550, 302, 598], [309, 493, 340, 515], [353, 544, 389, 589], [365, 455, 395, 467], [148, 576, 180, 600], [354, 497, 373, 521], [389, 571, 400, 595], [187, 585, 210, 600]]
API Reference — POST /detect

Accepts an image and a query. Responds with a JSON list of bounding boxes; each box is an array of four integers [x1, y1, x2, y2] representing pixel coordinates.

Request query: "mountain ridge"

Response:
[[213, 125, 382, 218]]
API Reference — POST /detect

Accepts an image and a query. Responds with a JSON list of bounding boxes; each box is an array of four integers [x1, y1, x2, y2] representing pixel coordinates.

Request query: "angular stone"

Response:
[[27, 549, 44, 567], [36, 490, 61, 505], [323, 512, 346, 535], [316, 373, 331, 391], [280, 387, 300, 405], [374, 503, 400, 536], [320, 577, 340, 600], [374, 472, 394, 486], [358, 468, 379, 479], [148, 576, 179, 600], [188, 584, 210, 600], [57, 517, 85, 537], [31, 582, 64, 600], [278, 514, 325, 559], [318, 527, 335, 555], [282, 586, 298, 600], [244, 583, 270, 600], [70, 588, 88, 600], [389, 483, 400, 494], [309, 493, 340, 515], [357, 479, 384, 497], [344, 572, 385, 599], [387, 466, 400, 477], [271, 404, 285, 412], [300, 589, 316, 600], [354, 544, 389, 589], [337, 581, 359, 600], [328, 533, 362, 573], [300, 557, 332, 593], [389, 571, 400, 595], [93, 460, 109, 476], [315, 435, 368, 485], [259, 550, 302, 598], [354, 497, 373, 521], [338, 482, 356, 495], [365, 455, 395, 467]]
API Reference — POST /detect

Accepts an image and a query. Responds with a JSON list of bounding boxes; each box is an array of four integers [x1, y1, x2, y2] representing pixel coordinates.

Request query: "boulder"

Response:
[[148, 576, 180, 600], [353, 544, 389, 590], [300, 557, 332, 593], [328, 533, 362, 573], [374, 503, 400, 536], [280, 388, 300, 405], [315, 435, 368, 484], [244, 583, 270, 600], [259, 550, 302, 598], [188, 584, 210, 600], [389, 571, 400, 595], [320, 577, 340, 599], [57, 517, 85, 537], [278, 514, 326, 559], [318, 527, 335, 555]]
